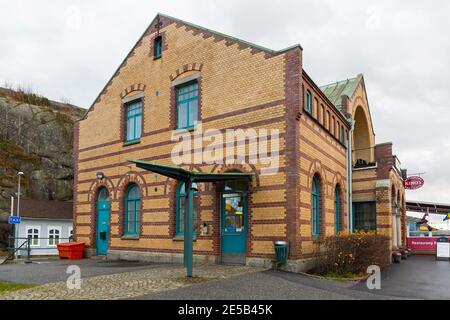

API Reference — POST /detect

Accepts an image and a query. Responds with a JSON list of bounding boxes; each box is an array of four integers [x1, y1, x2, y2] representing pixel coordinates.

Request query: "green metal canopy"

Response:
[[128, 159, 253, 183], [128, 159, 252, 277]]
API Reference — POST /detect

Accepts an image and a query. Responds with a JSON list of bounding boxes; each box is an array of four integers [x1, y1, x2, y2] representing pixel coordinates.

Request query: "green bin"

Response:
[[274, 241, 289, 265]]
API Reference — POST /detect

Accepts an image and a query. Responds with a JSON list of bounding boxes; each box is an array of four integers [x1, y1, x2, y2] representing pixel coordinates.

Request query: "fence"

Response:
[[1, 236, 73, 264]]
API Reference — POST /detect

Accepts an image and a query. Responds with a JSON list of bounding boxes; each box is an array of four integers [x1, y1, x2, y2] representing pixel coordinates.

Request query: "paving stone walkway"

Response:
[[0, 264, 265, 300]]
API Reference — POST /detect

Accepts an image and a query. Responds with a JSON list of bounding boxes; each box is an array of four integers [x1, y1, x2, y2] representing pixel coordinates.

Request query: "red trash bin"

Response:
[[57, 242, 85, 260]]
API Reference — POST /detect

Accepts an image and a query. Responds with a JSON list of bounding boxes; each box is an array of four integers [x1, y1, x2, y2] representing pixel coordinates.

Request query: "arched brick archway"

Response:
[[87, 181, 115, 249], [353, 105, 374, 164], [116, 173, 146, 237]]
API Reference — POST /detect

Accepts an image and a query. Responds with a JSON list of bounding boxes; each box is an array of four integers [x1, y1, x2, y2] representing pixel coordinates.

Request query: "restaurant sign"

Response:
[[403, 176, 424, 190]]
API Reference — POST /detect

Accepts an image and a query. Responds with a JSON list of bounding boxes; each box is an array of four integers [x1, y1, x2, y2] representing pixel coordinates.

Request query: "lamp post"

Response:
[[14, 172, 24, 259]]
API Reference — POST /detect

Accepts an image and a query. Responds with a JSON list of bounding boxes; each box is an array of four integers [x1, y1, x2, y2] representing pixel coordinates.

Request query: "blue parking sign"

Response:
[[8, 216, 21, 224]]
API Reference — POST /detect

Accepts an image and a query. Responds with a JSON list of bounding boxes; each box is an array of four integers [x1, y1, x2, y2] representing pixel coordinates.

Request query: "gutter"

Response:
[[346, 118, 355, 232]]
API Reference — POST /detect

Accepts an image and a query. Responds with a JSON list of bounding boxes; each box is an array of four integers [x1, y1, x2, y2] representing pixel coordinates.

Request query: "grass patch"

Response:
[[0, 281, 36, 294]]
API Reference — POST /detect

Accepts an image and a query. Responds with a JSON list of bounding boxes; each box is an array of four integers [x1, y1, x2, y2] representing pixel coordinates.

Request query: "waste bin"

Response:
[[57, 242, 85, 260], [274, 241, 289, 265]]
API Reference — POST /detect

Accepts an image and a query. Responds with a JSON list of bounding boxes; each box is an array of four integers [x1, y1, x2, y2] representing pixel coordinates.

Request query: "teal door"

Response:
[[96, 188, 110, 255], [221, 191, 247, 265]]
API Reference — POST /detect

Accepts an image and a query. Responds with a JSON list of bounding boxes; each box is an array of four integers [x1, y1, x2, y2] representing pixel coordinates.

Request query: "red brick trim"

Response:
[[149, 31, 168, 59], [79, 100, 285, 156], [176, 22, 275, 59], [116, 171, 149, 197], [283, 48, 302, 259], [120, 83, 147, 99], [169, 63, 203, 81], [87, 177, 116, 202]]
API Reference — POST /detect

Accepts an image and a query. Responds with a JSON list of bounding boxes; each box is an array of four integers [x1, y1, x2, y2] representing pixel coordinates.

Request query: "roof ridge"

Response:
[[82, 13, 303, 120], [158, 13, 303, 54], [319, 74, 361, 89]]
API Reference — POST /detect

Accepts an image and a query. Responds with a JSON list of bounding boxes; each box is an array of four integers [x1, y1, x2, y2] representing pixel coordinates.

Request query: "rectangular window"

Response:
[[306, 91, 312, 113], [353, 202, 376, 231], [48, 227, 61, 246], [125, 99, 142, 142], [26, 226, 40, 247], [340, 126, 345, 143], [326, 111, 330, 129], [321, 105, 325, 125], [176, 82, 198, 129], [154, 36, 162, 58]]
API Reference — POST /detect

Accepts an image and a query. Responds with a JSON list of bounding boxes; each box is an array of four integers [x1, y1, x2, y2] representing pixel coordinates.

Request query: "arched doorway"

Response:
[[221, 177, 248, 265], [353, 106, 373, 165], [96, 187, 110, 255]]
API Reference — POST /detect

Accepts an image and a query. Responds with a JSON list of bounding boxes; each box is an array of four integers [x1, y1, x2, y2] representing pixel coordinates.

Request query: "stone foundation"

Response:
[[246, 257, 316, 273], [107, 250, 218, 265]]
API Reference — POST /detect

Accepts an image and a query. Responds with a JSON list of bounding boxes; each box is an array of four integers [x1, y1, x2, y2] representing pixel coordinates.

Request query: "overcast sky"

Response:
[[1, 0, 449, 203]]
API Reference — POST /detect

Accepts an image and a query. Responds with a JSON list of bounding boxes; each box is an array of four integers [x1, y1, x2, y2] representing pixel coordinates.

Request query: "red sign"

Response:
[[407, 237, 450, 254], [404, 176, 424, 190]]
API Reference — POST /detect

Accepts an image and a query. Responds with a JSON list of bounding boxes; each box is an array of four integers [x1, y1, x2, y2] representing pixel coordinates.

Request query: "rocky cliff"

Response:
[[0, 87, 85, 245]]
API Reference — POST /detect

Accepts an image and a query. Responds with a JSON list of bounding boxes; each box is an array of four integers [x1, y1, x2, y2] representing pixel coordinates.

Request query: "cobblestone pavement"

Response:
[[0, 264, 265, 300]]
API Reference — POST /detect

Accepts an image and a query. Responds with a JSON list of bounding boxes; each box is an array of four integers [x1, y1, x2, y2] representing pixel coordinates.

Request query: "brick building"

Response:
[[73, 14, 406, 271]]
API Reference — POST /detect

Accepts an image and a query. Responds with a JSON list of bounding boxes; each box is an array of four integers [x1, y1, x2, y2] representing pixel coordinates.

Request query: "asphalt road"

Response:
[[137, 255, 450, 300], [352, 255, 450, 300], [1, 254, 448, 300], [133, 270, 397, 300]]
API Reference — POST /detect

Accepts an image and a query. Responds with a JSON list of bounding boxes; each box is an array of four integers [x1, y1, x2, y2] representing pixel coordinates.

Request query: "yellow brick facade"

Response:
[[73, 14, 404, 266]]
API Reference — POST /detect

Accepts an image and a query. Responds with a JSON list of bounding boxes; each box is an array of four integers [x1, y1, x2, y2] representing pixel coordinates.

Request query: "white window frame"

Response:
[[26, 226, 41, 247], [68, 226, 73, 239], [47, 226, 62, 247]]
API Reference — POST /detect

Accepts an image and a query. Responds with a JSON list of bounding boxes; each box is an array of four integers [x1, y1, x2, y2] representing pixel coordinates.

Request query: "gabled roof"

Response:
[[82, 13, 303, 120], [14, 199, 73, 220], [158, 13, 303, 56], [320, 74, 363, 110]]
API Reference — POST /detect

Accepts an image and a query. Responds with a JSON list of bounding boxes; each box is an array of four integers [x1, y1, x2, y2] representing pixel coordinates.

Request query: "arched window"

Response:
[[334, 187, 341, 234], [176, 182, 199, 236], [124, 184, 141, 236], [306, 90, 312, 113], [312, 175, 320, 237], [98, 187, 109, 202]]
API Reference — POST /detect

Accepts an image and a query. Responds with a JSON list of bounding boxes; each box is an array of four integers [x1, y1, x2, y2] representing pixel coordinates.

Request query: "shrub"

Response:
[[313, 231, 390, 275]]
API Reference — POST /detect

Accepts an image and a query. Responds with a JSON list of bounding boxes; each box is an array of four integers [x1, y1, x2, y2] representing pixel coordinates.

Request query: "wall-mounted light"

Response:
[[96, 172, 105, 181]]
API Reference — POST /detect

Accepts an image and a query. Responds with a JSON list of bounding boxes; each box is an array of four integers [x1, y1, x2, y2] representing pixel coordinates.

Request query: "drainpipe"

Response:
[[346, 119, 355, 233]]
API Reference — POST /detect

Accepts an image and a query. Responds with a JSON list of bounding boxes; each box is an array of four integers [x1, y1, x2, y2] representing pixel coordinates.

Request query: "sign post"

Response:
[[403, 176, 425, 190], [436, 237, 450, 261]]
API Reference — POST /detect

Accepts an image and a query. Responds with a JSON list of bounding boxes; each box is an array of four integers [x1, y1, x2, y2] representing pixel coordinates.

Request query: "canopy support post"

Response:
[[184, 179, 194, 277]]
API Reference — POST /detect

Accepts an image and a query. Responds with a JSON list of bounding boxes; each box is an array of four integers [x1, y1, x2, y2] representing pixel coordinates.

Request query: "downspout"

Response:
[[346, 118, 355, 233]]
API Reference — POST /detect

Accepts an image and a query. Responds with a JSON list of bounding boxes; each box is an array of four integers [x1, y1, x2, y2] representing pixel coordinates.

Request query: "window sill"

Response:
[[121, 235, 140, 240], [174, 126, 196, 134], [173, 235, 197, 242], [123, 139, 141, 147]]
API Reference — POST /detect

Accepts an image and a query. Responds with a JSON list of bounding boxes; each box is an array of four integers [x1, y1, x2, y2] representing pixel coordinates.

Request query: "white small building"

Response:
[[15, 199, 73, 256]]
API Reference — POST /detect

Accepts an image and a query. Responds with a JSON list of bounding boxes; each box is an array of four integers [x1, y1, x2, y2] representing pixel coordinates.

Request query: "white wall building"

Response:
[[14, 199, 73, 256]]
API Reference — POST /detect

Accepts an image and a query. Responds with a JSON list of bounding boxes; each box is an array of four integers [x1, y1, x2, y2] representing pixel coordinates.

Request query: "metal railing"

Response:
[[1, 236, 74, 265], [353, 146, 376, 169]]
